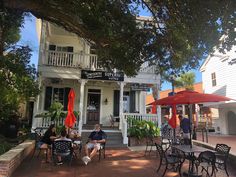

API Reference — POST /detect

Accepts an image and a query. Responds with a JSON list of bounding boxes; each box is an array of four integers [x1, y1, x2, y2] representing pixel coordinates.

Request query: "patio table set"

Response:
[[154, 141, 231, 177], [148, 90, 234, 176], [31, 127, 106, 165], [31, 128, 82, 164]]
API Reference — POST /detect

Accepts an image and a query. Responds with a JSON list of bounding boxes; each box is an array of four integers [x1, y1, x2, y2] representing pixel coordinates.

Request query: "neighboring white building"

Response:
[[200, 46, 236, 135], [32, 19, 161, 144]]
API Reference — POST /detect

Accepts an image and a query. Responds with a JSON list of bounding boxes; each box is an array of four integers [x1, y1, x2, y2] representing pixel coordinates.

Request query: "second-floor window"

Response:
[[211, 72, 217, 87], [49, 44, 74, 53]]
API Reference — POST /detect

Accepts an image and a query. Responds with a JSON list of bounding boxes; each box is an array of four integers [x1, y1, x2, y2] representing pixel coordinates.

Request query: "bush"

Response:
[[127, 117, 160, 140]]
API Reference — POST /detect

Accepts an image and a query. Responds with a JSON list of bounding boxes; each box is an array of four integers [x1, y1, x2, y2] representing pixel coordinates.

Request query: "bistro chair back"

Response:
[[161, 126, 173, 150], [155, 143, 185, 177], [197, 151, 216, 176], [215, 144, 231, 176], [52, 140, 73, 165]]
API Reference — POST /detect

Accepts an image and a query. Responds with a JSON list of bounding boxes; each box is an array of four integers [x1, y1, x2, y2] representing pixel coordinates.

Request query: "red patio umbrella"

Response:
[[150, 90, 233, 105], [64, 89, 76, 128], [150, 90, 234, 146]]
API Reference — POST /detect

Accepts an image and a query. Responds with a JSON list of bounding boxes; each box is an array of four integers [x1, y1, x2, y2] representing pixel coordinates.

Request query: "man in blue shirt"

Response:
[[82, 124, 106, 165], [179, 115, 191, 145]]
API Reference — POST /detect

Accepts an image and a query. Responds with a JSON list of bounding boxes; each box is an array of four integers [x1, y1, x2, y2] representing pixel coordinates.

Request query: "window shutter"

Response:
[[64, 87, 71, 111], [130, 91, 136, 113], [113, 90, 120, 116], [44, 87, 52, 110], [49, 44, 56, 51]]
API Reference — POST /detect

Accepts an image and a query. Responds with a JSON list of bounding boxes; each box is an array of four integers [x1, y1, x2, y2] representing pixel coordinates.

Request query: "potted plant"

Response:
[[35, 101, 79, 126], [127, 117, 160, 146]]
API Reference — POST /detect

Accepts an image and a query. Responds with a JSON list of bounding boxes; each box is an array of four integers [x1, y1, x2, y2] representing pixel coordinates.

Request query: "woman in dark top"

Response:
[[40, 124, 57, 162]]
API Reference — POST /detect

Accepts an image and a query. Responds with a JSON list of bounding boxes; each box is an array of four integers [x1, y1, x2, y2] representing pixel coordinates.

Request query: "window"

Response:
[[211, 72, 217, 87], [44, 87, 71, 111], [49, 45, 73, 52]]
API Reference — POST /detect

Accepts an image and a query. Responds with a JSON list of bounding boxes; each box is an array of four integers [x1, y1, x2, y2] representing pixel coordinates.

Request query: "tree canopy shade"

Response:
[[0, 8, 40, 120], [2, 0, 236, 76]]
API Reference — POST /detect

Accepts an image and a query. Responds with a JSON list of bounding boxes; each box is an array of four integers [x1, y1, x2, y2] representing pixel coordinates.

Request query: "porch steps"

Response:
[[81, 129, 126, 148]]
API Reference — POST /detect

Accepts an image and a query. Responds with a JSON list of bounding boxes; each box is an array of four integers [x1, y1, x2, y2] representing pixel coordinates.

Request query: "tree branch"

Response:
[[3, 0, 109, 46]]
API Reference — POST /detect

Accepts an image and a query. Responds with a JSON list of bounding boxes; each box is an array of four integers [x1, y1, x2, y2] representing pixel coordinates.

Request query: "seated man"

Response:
[[82, 124, 106, 165], [54, 129, 72, 165]]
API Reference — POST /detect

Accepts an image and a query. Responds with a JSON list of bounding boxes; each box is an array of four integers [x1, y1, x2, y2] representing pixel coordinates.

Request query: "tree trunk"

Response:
[[0, 23, 4, 56]]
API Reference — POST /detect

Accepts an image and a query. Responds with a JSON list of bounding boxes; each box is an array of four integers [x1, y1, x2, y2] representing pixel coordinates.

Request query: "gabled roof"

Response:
[[200, 53, 229, 72]]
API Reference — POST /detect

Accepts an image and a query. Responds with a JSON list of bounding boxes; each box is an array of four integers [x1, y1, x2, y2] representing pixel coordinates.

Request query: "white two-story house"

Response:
[[200, 46, 236, 135], [32, 18, 161, 144]]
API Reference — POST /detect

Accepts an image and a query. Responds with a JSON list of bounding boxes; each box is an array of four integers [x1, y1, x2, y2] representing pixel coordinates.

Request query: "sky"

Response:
[[19, 13, 203, 91]]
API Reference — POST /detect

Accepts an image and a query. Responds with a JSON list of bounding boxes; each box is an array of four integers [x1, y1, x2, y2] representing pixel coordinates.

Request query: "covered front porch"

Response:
[[32, 75, 161, 145]]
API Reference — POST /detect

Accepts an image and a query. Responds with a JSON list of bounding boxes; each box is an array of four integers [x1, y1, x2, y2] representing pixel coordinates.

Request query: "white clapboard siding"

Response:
[[201, 45, 236, 99]]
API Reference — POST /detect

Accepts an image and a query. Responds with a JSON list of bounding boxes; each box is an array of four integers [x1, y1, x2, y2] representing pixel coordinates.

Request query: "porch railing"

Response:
[[123, 113, 159, 124], [43, 50, 99, 70], [121, 113, 159, 144], [32, 116, 78, 130], [42, 50, 156, 74]]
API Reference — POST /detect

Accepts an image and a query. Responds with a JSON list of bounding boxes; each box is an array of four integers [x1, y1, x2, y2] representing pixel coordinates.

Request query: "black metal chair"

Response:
[[161, 126, 173, 151], [30, 128, 46, 159], [215, 144, 231, 176], [52, 140, 73, 165], [196, 151, 216, 177], [155, 143, 185, 177], [98, 142, 106, 161]]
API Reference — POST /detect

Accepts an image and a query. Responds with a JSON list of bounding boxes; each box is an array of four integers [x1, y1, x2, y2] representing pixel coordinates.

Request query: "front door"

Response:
[[86, 89, 101, 125]]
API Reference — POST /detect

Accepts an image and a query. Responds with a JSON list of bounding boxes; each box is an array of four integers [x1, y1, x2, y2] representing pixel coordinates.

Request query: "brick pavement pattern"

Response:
[[12, 147, 236, 177]]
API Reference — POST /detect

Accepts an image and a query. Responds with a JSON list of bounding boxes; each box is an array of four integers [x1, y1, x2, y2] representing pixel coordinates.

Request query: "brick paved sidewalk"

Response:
[[12, 147, 236, 177], [197, 133, 236, 153]]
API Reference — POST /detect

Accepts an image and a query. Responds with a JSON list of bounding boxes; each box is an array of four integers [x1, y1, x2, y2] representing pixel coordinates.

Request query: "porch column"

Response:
[[157, 84, 162, 128], [119, 82, 125, 129], [78, 79, 87, 134], [32, 77, 42, 129]]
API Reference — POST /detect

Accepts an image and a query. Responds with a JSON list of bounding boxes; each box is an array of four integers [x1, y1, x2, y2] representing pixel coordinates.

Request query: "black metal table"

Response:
[[172, 145, 215, 177]]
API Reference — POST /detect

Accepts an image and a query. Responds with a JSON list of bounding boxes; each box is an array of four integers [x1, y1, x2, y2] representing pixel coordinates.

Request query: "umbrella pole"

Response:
[[189, 104, 193, 148], [173, 128, 176, 144]]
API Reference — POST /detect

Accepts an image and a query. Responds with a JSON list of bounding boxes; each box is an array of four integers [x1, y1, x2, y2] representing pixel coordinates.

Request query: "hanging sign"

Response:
[[131, 84, 150, 91], [81, 70, 124, 81]]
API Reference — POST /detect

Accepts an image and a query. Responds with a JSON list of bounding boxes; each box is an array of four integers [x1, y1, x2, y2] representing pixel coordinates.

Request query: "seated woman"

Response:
[[39, 124, 57, 162], [82, 124, 106, 165]]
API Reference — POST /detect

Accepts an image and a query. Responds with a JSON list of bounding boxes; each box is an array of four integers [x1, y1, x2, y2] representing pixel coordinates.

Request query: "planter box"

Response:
[[0, 140, 35, 177], [128, 136, 161, 146]]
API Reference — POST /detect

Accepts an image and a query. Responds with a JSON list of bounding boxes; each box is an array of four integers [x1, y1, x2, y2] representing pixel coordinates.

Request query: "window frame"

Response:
[[211, 72, 217, 87]]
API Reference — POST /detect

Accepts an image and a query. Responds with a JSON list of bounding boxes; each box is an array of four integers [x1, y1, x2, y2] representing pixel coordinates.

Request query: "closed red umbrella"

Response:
[[64, 89, 76, 128], [168, 105, 177, 129], [151, 90, 233, 105], [151, 102, 157, 114]]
